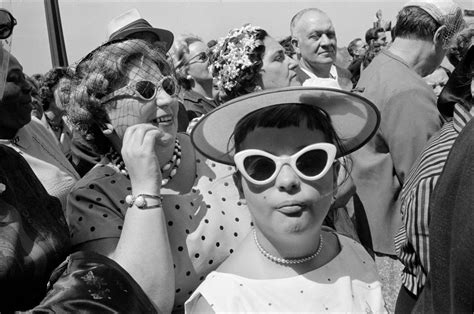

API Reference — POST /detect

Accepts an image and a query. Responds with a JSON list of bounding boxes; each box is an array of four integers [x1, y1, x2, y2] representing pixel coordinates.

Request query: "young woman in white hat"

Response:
[[186, 86, 387, 312]]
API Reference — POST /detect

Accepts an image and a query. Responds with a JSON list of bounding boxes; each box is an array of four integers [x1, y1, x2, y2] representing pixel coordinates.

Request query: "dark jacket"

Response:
[[413, 118, 474, 313]]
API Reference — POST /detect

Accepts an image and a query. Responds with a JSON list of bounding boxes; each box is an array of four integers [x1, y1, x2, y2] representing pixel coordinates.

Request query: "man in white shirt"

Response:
[[290, 8, 352, 90]]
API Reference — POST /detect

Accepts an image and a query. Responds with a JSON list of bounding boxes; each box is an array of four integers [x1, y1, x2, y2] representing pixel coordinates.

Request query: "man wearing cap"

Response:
[[394, 43, 472, 312], [290, 8, 353, 91], [350, 0, 464, 308]]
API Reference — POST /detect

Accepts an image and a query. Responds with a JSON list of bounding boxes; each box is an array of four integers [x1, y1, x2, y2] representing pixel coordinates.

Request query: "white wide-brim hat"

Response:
[[107, 8, 174, 52], [191, 86, 381, 165]]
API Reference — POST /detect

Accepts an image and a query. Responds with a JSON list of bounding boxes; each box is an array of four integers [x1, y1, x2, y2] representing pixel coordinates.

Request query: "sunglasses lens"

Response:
[[0, 11, 13, 39], [200, 52, 209, 62], [296, 149, 328, 177], [243, 155, 276, 181], [161, 77, 176, 96], [135, 81, 156, 99]]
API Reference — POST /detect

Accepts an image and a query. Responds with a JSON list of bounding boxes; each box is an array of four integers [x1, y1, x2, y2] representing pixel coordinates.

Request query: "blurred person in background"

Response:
[[171, 34, 218, 121], [347, 38, 367, 87], [365, 27, 388, 48], [374, 9, 392, 32], [38, 67, 75, 162], [423, 65, 451, 97], [211, 24, 300, 103], [26, 75, 45, 120], [279, 35, 298, 60]]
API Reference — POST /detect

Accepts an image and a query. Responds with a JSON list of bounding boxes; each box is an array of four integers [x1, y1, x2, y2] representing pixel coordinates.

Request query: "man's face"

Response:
[[353, 40, 367, 58], [376, 31, 387, 47], [292, 11, 337, 66]]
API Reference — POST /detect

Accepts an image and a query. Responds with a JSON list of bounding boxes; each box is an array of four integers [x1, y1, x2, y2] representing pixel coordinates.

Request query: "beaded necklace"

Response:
[[253, 228, 324, 265], [105, 137, 181, 186]]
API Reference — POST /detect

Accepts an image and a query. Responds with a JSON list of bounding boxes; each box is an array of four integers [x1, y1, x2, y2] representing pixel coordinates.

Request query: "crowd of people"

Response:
[[0, 0, 473, 312]]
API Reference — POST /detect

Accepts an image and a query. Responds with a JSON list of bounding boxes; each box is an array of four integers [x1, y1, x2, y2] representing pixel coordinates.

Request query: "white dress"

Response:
[[186, 234, 387, 313]]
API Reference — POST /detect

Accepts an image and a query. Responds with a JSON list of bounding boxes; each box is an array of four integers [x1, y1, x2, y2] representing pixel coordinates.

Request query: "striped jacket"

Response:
[[394, 103, 473, 295]]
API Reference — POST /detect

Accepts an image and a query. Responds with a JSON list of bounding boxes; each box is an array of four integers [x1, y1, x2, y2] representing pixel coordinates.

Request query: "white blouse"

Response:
[[186, 234, 387, 313]]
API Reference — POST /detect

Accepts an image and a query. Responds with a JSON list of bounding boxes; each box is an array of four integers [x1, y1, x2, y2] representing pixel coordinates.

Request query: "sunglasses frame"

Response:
[[0, 9, 17, 40], [100, 75, 178, 104], [187, 51, 209, 65], [234, 143, 337, 186]]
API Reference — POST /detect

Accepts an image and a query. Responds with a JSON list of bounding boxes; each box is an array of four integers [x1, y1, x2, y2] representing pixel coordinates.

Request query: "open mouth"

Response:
[[151, 115, 173, 124]]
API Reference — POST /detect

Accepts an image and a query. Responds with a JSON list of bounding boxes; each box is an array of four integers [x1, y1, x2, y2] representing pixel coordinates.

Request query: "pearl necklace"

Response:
[[106, 137, 181, 187], [161, 138, 182, 186], [253, 228, 324, 265]]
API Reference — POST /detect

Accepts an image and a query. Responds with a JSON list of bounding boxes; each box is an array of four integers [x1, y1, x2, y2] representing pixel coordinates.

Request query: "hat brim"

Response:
[[191, 86, 381, 165], [109, 27, 174, 52]]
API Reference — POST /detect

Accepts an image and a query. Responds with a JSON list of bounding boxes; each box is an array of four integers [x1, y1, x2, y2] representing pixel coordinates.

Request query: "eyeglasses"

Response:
[[187, 51, 209, 65], [100, 76, 178, 104], [234, 143, 337, 185], [0, 9, 16, 39]]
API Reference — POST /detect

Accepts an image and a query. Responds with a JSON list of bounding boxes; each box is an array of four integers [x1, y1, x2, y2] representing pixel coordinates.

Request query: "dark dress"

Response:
[[181, 89, 218, 121], [0, 144, 70, 311]]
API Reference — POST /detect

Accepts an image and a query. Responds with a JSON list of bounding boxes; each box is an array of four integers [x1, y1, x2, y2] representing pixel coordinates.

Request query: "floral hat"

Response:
[[210, 24, 266, 99]]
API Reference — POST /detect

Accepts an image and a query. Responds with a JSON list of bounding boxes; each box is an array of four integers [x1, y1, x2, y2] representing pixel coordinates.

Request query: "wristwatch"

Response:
[[125, 194, 163, 210]]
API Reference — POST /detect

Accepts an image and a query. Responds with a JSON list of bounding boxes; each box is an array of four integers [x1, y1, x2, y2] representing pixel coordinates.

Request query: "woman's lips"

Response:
[[276, 201, 306, 215]]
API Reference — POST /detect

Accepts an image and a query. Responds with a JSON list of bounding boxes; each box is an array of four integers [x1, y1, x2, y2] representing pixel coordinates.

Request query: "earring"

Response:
[[186, 75, 193, 81], [101, 123, 114, 136]]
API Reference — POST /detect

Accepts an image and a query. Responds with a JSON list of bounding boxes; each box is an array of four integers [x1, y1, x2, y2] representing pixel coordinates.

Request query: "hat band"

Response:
[[109, 18, 157, 40]]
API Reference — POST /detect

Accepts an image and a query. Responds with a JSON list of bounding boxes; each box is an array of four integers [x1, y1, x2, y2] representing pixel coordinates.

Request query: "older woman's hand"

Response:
[[121, 124, 164, 196]]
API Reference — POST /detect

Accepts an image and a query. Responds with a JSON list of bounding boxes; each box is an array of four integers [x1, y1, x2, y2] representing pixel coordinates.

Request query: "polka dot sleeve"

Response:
[[66, 164, 130, 246], [65, 150, 253, 311]]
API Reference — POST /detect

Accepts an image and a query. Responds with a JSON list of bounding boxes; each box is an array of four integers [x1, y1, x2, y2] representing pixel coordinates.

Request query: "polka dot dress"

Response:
[[186, 234, 387, 313], [66, 151, 252, 311]]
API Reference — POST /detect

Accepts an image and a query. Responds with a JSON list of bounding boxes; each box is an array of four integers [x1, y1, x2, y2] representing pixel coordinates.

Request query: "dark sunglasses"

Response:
[[234, 143, 337, 185], [187, 51, 209, 65], [101, 76, 178, 104], [0, 9, 16, 39]]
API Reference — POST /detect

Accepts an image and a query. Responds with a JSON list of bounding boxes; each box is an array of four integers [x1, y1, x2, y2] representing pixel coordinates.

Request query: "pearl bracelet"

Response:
[[125, 194, 163, 210]]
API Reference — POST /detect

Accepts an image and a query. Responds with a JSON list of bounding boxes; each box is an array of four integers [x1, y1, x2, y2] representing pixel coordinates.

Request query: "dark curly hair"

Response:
[[38, 67, 74, 111], [279, 35, 296, 59], [210, 25, 268, 102], [62, 38, 175, 155]]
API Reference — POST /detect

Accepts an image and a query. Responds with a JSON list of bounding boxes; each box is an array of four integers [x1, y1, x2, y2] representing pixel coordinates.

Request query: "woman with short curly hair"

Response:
[[62, 38, 252, 312], [37, 67, 75, 161]]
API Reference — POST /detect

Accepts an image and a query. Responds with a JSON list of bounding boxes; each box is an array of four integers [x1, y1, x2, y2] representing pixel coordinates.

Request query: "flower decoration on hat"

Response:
[[210, 24, 265, 98]]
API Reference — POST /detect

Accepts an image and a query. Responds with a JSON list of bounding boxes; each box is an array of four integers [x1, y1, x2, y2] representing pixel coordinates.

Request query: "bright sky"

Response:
[[7, 0, 474, 75]]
